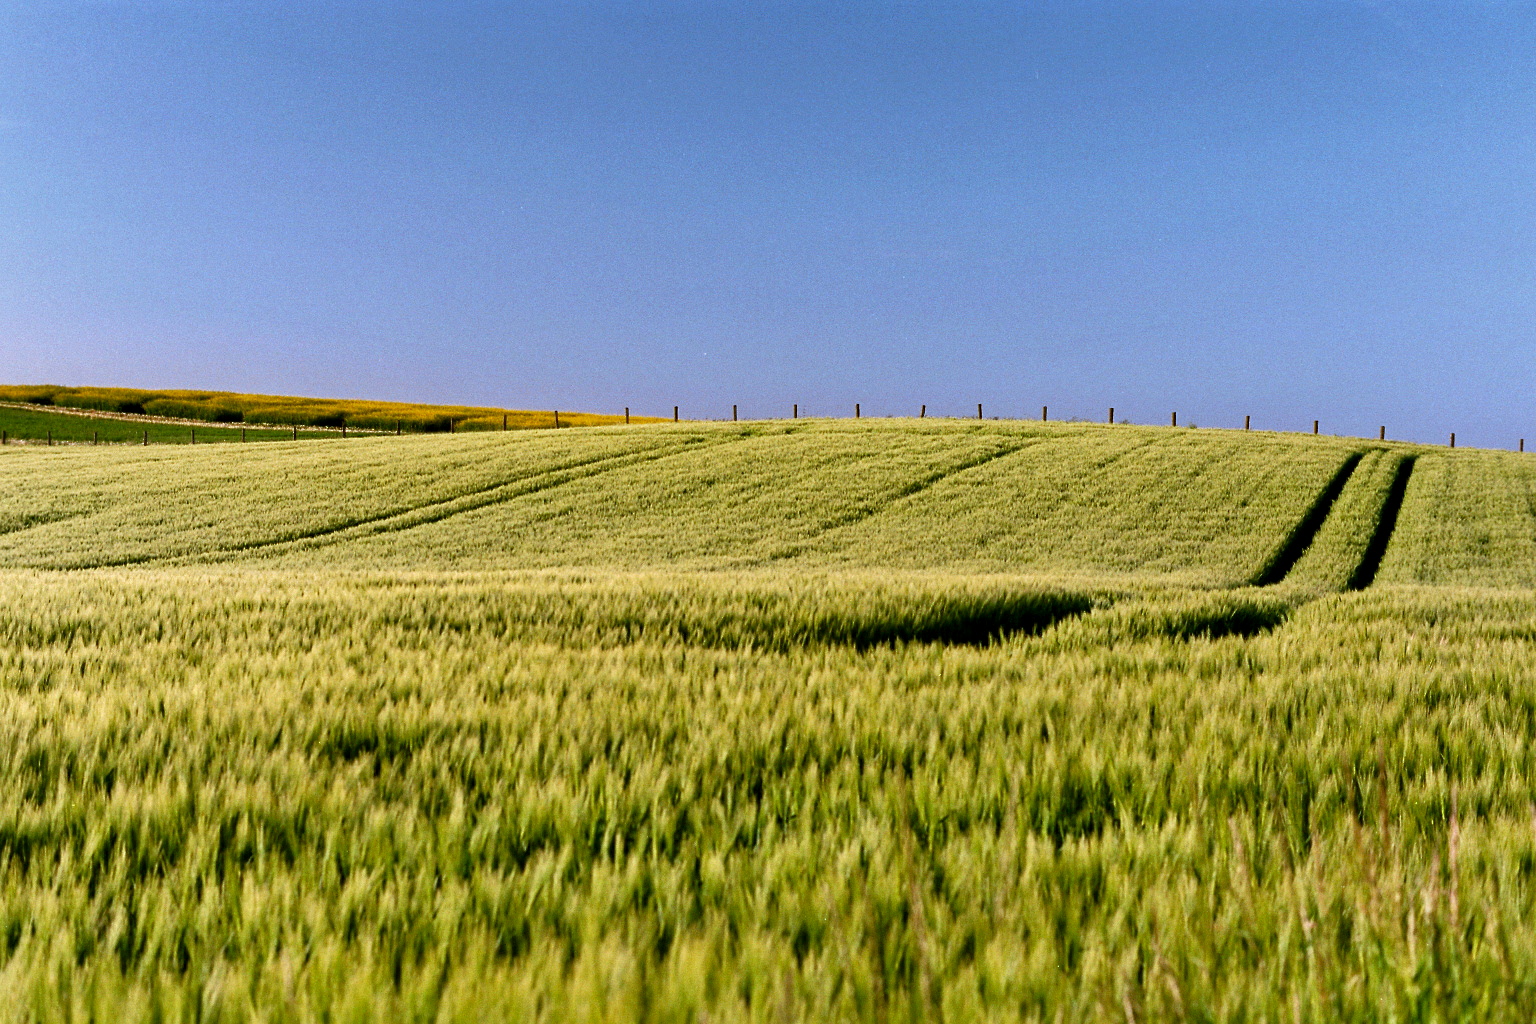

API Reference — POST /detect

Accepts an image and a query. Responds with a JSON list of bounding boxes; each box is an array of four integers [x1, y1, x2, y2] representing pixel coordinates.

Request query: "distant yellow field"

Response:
[[0, 384, 662, 432]]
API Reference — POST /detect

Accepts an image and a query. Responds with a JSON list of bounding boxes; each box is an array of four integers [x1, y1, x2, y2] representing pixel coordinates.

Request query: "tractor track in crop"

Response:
[[0, 510, 98, 541], [1248, 448, 1415, 594], [1250, 452, 1365, 586], [1345, 455, 1415, 590], [995, 433, 1171, 528], [70, 434, 746, 570], [751, 437, 1061, 564]]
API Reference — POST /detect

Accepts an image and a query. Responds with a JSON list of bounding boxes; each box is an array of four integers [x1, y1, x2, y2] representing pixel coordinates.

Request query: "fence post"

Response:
[[93, 430, 98, 446], [920, 405, 925, 418], [1450, 433, 1456, 448], [190, 428, 195, 445], [1312, 420, 1318, 435], [396, 420, 401, 436], [1522, 439, 1526, 453], [450, 419, 455, 433], [1042, 406, 1047, 422], [1, 430, 5, 444], [47, 431, 51, 446], [502, 414, 507, 431], [625, 407, 630, 424], [673, 406, 678, 422], [1108, 407, 1114, 424], [1171, 411, 1177, 427], [1244, 415, 1250, 431], [143, 430, 148, 446], [554, 410, 560, 429], [342, 423, 347, 438], [793, 404, 798, 419], [977, 403, 983, 419], [1379, 426, 1385, 440], [293, 426, 298, 440], [733, 405, 738, 422], [855, 403, 860, 419]]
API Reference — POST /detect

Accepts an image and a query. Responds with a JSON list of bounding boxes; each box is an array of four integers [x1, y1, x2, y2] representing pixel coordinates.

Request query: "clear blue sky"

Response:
[[2, 2, 1533, 445]]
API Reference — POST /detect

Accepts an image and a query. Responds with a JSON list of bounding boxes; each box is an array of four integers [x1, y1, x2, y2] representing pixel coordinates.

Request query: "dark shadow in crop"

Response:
[[1056, 595, 1295, 646], [465, 589, 1105, 652], [311, 721, 432, 768], [1146, 599, 1292, 640], [1346, 455, 1416, 591], [1250, 452, 1364, 586], [653, 591, 1100, 651], [821, 593, 1098, 649]]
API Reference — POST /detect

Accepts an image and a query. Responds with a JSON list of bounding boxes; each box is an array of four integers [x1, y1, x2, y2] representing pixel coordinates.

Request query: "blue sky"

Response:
[[2, 2, 1533, 445]]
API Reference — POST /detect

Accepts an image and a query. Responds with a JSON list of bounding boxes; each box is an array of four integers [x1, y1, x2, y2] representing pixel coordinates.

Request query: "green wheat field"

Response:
[[4, 416, 1536, 1021]]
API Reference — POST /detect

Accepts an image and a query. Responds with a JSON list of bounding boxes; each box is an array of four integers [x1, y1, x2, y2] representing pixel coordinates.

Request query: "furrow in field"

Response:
[[1008, 432, 1357, 585], [0, 509, 93, 540], [1345, 455, 1415, 590], [133, 436, 740, 568], [753, 438, 1049, 563], [783, 432, 1165, 571], [249, 426, 1034, 570], [788, 431, 1355, 586], [0, 430, 702, 570], [1249, 452, 1364, 586], [1373, 451, 1536, 587], [1273, 450, 1415, 591]]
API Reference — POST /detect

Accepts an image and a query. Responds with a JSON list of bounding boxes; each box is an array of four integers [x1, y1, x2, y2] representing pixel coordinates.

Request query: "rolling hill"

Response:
[[1, 417, 1535, 1020], [0, 383, 653, 439], [0, 418, 1483, 584]]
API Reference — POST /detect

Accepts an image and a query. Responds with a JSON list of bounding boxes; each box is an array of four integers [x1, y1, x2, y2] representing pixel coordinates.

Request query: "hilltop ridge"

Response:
[[0, 384, 653, 435]]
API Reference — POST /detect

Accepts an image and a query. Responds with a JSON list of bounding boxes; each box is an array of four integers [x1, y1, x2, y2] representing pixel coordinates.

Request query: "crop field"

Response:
[[0, 421, 1382, 580], [0, 403, 349, 446], [2, 419, 1536, 1021], [0, 385, 650, 437]]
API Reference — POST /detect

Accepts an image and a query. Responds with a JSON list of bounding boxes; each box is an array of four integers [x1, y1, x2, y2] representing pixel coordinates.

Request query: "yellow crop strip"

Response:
[[0, 384, 665, 432]]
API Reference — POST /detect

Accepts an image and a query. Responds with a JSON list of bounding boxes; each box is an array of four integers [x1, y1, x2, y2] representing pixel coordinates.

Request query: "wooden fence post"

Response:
[[293, 426, 298, 440], [93, 430, 98, 446], [673, 406, 679, 422], [977, 403, 983, 419], [342, 423, 347, 438], [855, 403, 860, 419], [1313, 420, 1319, 435], [733, 405, 738, 422], [47, 431, 51, 446], [1379, 426, 1385, 440], [450, 419, 455, 433], [920, 405, 925, 418], [554, 410, 560, 429], [1108, 408, 1114, 424], [1171, 411, 1177, 427], [1450, 433, 1456, 448], [1521, 439, 1526, 452], [502, 414, 507, 431], [241, 428, 246, 442], [1, 430, 6, 444], [1244, 415, 1250, 431], [793, 404, 798, 419], [625, 407, 630, 424], [1042, 406, 1047, 421], [143, 430, 148, 446], [396, 420, 401, 436], [190, 428, 194, 445]]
